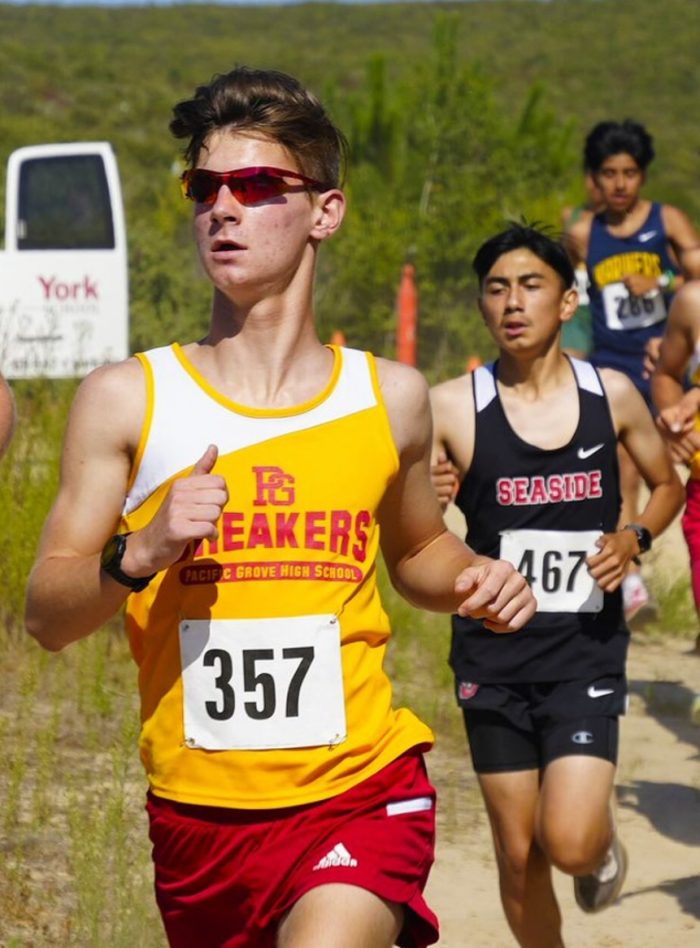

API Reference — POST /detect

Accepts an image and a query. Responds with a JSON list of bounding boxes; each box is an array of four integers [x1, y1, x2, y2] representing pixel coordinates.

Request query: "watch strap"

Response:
[[100, 532, 156, 592], [622, 522, 652, 562]]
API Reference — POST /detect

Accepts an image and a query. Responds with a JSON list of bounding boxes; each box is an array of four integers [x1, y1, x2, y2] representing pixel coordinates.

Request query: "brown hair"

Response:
[[170, 65, 348, 188]]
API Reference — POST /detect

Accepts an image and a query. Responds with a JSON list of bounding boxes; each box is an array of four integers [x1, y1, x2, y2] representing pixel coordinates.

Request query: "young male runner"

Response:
[[24, 67, 535, 948], [567, 120, 700, 624], [430, 223, 683, 947], [652, 279, 700, 653]]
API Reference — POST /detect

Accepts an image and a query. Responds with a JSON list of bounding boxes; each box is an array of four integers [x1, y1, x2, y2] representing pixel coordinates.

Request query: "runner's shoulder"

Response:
[[430, 371, 474, 405], [68, 356, 146, 449], [374, 357, 431, 451], [374, 355, 429, 399], [597, 366, 643, 406], [660, 201, 696, 231], [669, 279, 700, 324], [565, 213, 593, 258], [74, 355, 144, 407]]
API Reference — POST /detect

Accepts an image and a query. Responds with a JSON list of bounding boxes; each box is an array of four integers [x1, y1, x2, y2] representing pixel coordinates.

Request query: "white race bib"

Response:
[[499, 529, 603, 613], [179, 614, 347, 750], [602, 282, 666, 330]]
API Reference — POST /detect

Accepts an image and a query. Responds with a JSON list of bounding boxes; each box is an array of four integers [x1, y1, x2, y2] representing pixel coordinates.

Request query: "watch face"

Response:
[[627, 524, 651, 553], [638, 527, 652, 552], [101, 534, 126, 570]]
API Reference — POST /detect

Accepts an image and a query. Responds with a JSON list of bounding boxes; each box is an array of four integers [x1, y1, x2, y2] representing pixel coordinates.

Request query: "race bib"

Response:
[[602, 282, 666, 331], [179, 614, 347, 750], [499, 529, 603, 613]]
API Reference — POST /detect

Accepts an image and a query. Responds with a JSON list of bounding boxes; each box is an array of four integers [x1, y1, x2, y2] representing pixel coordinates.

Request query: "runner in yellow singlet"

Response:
[[24, 67, 536, 948]]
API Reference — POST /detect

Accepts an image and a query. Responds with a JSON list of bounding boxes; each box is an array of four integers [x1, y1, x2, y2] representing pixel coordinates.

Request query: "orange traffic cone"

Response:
[[396, 263, 417, 366]]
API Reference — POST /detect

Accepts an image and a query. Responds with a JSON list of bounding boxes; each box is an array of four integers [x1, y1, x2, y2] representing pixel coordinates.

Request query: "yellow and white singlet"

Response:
[[123, 344, 433, 809]]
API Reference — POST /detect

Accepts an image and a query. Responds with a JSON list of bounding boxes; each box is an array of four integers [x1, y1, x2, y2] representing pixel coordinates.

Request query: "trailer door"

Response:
[[0, 142, 128, 379]]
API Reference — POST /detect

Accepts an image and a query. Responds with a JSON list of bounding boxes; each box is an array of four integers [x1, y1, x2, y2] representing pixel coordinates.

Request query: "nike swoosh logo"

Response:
[[588, 686, 614, 698], [577, 443, 604, 459], [638, 230, 657, 243]]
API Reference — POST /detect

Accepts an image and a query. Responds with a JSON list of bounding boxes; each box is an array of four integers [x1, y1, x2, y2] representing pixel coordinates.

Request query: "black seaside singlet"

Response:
[[450, 358, 628, 684]]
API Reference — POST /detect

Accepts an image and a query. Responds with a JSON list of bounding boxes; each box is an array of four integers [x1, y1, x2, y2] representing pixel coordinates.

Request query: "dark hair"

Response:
[[170, 65, 348, 187], [472, 223, 574, 289], [583, 120, 655, 172]]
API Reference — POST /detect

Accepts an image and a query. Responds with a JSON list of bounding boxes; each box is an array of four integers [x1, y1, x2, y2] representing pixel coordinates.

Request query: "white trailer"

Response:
[[0, 141, 128, 379]]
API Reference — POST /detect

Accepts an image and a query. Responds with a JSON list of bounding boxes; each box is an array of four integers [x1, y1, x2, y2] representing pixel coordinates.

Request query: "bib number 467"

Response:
[[499, 529, 603, 613]]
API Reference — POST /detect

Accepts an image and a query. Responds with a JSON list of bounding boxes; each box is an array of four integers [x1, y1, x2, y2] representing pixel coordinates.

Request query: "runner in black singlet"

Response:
[[430, 223, 683, 946]]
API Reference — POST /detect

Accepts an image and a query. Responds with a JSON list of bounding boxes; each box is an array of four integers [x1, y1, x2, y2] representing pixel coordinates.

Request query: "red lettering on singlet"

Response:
[[305, 511, 326, 550], [329, 510, 352, 555], [496, 471, 604, 506]]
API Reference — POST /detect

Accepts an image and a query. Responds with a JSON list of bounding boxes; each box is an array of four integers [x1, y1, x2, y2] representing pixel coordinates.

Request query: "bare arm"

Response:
[[25, 360, 229, 651], [429, 374, 474, 510], [586, 369, 685, 592], [663, 204, 700, 281], [652, 281, 700, 462], [565, 216, 592, 268], [0, 372, 16, 458], [25, 361, 144, 649], [377, 360, 535, 632], [625, 207, 700, 298]]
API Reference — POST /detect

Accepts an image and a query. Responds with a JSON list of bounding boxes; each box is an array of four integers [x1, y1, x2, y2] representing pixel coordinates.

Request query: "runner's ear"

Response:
[[560, 287, 579, 323], [310, 190, 345, 241]]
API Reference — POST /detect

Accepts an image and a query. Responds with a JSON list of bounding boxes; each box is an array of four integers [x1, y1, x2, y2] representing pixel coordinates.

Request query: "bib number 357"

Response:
[[179, 614, 347, 750]]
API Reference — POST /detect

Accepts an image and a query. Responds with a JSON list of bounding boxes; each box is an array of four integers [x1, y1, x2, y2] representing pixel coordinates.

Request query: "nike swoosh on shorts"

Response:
[[588, 685, 615, 698]]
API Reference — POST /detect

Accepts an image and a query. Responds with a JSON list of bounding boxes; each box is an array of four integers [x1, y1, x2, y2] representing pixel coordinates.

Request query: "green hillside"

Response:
[[0, 0, 698, 374]]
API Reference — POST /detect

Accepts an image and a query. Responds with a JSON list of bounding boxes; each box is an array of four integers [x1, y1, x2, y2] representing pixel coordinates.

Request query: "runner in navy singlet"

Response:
[[567, 120, 700, 626], [430, 224, 683, 946]]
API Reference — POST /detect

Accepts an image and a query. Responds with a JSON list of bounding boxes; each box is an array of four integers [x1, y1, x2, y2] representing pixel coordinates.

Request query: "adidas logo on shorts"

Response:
[[312, 842, 358, 870]]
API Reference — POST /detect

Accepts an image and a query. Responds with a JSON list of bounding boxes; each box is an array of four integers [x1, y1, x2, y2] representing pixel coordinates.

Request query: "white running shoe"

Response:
[[574, 834, 628, 913], [622, 573, 657, 629]]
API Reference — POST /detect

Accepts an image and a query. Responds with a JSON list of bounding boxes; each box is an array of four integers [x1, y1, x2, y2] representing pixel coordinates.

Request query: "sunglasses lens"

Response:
[[183, 169, 307, 205], [236, 173, 286, 204], [185, 170, 218, 204]]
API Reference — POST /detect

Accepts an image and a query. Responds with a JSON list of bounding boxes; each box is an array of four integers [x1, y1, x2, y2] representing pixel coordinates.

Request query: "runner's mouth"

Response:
[[212, 240, 244, 252]]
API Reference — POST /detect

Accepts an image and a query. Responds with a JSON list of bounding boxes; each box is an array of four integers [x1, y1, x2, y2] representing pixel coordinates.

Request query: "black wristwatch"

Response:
[[100, 533, 155, 592], [623, 523, 652, 563]]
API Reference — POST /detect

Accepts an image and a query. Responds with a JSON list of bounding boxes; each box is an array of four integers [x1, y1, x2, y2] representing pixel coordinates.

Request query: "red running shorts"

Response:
[[146, 749, 438, 947]]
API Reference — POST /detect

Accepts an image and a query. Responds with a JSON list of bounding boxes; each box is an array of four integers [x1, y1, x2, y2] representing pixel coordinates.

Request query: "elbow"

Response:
[[34, 637, 66, 654], [25, 603, 70, 653], [25, 618, 66, 653]]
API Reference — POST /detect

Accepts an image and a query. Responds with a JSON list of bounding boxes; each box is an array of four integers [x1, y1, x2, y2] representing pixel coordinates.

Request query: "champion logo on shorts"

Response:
[[312, 842, 358, 870], [458, 681, 480, 700], [571, 730, 594, 745]]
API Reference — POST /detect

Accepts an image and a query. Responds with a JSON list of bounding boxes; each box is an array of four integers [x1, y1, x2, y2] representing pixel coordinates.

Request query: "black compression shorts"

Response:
[[458, 675, 626, 773]]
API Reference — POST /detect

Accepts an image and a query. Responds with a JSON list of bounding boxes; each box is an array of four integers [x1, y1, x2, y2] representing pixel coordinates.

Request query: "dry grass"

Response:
[[0, 625, 165, 947]]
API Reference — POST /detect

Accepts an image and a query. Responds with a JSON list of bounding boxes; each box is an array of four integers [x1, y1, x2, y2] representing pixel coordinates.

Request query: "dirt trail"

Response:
[[426, 511, 700, 946]]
